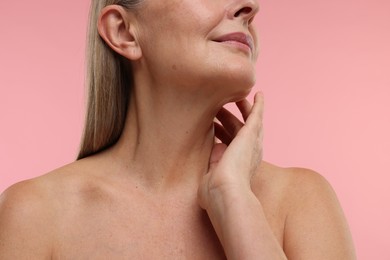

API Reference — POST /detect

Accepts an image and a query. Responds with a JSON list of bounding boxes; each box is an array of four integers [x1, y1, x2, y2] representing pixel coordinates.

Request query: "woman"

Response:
[[0, 0, 356, 259]]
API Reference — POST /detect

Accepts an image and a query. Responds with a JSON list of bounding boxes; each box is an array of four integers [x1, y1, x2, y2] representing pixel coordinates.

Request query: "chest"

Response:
[[53, 202, 226, 259], [52, 185, 285, 259]]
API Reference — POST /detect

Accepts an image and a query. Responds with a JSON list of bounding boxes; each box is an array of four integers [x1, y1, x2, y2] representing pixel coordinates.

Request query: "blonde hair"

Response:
[[77, 0, 142, 160]]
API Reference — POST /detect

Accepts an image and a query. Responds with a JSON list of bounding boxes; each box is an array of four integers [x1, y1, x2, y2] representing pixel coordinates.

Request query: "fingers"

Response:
[[241, 92, 264, 140], [216, 107, 244, 137], [248, 92, 264, 122], [236, 98, 252, 121], [229, 92, 264, 156], [214, 121, 232, 145], [231, 93, 264, 176], [214, 92, 264, 145], [206, 93, 264, 196]]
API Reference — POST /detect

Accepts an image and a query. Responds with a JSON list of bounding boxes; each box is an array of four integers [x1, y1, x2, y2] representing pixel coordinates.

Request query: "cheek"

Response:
[[149, 0, 224, 37], [137, 0, 225, 53]]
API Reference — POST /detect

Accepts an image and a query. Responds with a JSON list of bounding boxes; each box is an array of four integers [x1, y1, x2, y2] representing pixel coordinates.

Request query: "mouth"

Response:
[[212, 32, 254, 52]]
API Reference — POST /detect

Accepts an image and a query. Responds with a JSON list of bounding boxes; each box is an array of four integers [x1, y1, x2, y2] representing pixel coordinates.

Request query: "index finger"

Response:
[[245, 92, 264, 127], [236, 98, 252, 122]]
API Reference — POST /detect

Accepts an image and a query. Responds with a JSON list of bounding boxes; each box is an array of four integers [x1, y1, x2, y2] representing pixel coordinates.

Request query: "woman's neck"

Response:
[[107, 78, 224, 192]]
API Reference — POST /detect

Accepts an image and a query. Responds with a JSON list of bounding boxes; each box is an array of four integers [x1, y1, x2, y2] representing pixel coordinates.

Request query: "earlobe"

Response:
[[97, 5, 142, 61]]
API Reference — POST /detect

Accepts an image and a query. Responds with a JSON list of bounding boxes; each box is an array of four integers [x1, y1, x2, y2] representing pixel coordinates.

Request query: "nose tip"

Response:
[[234, 6, 253, 18], [228, 0, 259, 24]]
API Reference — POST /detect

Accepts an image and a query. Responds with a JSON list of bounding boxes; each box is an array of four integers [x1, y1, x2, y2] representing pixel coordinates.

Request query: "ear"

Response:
[[97, 5, 142, 60]]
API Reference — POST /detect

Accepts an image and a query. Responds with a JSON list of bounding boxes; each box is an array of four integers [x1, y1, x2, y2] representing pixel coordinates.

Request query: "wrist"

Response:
[[209, 184, 252, 204], [206, 184, 259, 223]]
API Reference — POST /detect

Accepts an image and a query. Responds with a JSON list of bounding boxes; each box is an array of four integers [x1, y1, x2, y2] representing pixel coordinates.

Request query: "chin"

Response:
[[225, 85, 253, 103], [218, 55, 256, 81], [220, 64, 256, 95], [212, 72, 256, 104]]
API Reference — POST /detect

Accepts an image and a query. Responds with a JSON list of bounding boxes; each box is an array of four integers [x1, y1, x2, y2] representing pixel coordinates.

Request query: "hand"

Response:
[[198, 92, 264, 211]]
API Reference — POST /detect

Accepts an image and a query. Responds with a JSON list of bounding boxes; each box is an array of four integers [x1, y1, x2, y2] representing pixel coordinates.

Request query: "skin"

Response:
[[0, 0, 356, 259]]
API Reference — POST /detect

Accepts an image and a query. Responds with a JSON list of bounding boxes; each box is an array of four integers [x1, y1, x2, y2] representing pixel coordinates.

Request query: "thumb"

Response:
[[209, 143, 227, 171]]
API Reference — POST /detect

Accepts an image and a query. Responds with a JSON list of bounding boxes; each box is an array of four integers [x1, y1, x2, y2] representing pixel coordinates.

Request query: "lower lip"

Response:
[[215, 40, 252, 54]]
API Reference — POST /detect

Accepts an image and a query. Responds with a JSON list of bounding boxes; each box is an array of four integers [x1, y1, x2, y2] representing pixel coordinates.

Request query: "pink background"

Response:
[[1, 0, 389, 258]]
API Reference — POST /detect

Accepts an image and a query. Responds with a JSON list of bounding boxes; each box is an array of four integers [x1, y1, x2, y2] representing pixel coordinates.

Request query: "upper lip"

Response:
[[213, 32, 254, 51]]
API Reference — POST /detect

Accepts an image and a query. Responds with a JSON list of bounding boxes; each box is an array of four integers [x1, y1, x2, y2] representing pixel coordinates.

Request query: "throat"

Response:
[[103, 79, 225, 191], [106, 106, 217, 191]]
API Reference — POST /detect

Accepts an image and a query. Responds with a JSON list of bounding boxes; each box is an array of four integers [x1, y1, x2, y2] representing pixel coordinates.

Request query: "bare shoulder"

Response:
[[0, 174, 56, 258], [251, 162, 332, 211], [252, 161, 356, 260], [253, 161, 331, 194], [0, 158, 103, 258], [0, 156, 109, 212], [0, 171, 61, 225]]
